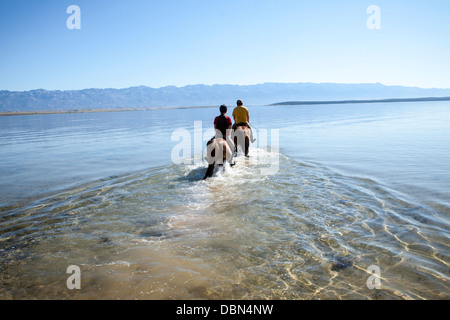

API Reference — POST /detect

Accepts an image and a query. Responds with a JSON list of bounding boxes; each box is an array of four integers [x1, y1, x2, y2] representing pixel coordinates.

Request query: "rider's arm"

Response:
[[226, 117, 232, 137]]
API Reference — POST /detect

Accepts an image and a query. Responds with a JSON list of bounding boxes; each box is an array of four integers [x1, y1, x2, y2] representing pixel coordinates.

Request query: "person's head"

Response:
[[219, 104, 227, 115], [236, 99, 243, 106]]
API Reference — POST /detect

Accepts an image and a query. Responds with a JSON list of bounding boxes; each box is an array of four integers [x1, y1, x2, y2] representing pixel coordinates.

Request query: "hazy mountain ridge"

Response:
[[2, 83, 450, 112]]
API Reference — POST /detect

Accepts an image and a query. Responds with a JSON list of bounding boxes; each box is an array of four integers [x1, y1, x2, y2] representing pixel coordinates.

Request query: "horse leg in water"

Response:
[[203, 139, 216, 180], [245, 135, 249, 157], [203, 162, 215, 180], [217, 139, 232, 173]]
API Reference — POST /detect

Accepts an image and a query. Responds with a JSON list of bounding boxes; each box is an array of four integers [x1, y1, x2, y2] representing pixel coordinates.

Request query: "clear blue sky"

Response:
[[1, 0, 449, 91]]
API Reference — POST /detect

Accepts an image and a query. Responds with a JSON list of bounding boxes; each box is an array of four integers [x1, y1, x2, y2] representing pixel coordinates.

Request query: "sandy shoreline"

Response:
[[0, 106, 218, 117], [271, 96, 450, 106]]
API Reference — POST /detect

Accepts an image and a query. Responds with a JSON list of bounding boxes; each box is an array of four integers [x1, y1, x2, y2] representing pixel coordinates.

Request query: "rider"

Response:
[[232, 99, 255, 143], [205, 104, 235, 174], [214, 104, 232, 139]]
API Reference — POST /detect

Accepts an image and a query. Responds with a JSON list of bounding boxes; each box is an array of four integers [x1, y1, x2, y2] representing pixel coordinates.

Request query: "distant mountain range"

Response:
[[1, 82, 450, 112]]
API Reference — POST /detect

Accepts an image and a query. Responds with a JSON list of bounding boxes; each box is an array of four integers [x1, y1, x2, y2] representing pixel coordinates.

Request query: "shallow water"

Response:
[[0, 102, 449, 299]]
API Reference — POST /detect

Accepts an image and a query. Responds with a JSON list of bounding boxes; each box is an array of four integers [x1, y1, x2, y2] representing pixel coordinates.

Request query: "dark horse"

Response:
[[203, 137, 234, 180]]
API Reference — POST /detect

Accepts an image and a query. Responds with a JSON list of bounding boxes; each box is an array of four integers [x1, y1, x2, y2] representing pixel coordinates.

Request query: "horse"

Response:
[[232, 125, 251, 157], [203, 137, 234, 180]]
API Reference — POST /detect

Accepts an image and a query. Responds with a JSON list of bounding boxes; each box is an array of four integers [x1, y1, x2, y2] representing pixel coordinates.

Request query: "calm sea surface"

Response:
[[0, 102, 449, 299]]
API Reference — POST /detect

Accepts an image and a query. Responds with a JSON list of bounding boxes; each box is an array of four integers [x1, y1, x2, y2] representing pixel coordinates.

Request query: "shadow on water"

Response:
[[176, 165, 206, 182]]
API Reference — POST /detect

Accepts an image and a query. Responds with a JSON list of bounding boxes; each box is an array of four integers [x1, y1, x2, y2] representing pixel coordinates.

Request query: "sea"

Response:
[[0, 101, 449, 299]]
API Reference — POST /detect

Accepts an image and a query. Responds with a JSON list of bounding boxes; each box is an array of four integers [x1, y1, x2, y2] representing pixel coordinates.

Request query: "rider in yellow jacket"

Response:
[[232, 99, 255, 143]]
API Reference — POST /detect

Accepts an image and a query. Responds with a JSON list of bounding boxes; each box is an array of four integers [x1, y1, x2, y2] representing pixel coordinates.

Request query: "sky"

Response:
[[0, 0, 449, 91]]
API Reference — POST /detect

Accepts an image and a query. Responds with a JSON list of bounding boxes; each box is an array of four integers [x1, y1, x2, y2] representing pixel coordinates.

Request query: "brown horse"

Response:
[[203, 137, 234, 180], [232, 125, 251, 157]]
